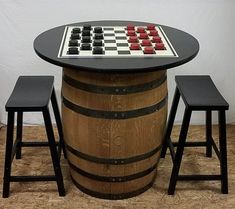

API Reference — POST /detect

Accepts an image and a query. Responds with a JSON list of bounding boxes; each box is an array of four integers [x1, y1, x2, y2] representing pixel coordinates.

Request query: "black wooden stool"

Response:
[[2, 76, 66, 197], [161, 75, 229, 195]]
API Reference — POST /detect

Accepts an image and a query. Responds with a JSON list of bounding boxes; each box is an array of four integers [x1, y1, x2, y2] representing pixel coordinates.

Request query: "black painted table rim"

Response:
[[33, 20, 199, 73]]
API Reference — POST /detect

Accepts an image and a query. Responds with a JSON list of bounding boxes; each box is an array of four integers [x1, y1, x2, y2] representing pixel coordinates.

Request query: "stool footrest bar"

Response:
[[20, 141, 59, 147], [178, 174, 222, 181], [10, 175, 57, 182], [172, 141, 207, 147]]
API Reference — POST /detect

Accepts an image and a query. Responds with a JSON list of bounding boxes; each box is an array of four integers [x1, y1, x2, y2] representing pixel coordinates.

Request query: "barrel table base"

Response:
[[62, 68, 168, 199]]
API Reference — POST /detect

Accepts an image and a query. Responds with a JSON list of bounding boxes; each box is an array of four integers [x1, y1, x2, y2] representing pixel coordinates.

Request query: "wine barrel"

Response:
[[62, 67, 167, 199]]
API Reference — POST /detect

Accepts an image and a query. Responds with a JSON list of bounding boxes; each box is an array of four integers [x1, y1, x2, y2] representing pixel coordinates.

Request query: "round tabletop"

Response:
[[34, 20, 199, 73]]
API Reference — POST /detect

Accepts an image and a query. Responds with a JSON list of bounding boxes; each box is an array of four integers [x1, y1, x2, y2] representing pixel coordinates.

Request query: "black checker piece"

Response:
[[82, 30, 91, 36], [94, 27, 103, 33], [94, 34, 104, 40], [81, 43, 91, 50], [70, 33, 80, 40], [72, 28, 81, 33], [69, 40, 79, 47], [93, 47, 104, 54], [68, 47, 79, 54], [83, 24, 91, 30], [93, 40, 103, 46], [82, 36, 91, 43]]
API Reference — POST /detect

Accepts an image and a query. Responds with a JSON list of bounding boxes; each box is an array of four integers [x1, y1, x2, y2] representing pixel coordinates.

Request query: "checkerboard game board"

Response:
[[58, 24, 178, 58]]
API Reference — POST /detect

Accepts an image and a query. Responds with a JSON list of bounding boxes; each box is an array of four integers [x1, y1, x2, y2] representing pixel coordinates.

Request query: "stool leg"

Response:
[[42, 108, 65, 196], [218, 110, 228, 194], [16, 111, 23, 159], [161, 87, 180, 159], [2, 112, 15, 198], [168, 108, 192, 195], [206, 110, 212, 157], [51, 88, 67, 159]]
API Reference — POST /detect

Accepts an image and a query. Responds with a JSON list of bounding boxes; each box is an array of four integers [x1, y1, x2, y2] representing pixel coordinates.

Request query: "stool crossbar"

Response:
[[161, 75, 229, 195], [2, 76, 66, 197]]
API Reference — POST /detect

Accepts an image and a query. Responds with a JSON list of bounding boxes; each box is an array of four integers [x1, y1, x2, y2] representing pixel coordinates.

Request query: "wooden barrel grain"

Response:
[[62, 67, 168, 199]]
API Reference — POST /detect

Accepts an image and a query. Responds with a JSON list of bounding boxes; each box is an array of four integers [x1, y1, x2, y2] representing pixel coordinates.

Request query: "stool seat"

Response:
[[6, 76, 54, 111], [175, 76, 229, 110]]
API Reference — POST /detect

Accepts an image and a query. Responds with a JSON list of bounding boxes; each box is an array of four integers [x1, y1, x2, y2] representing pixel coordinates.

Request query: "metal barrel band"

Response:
[[62, 95, 167, 119], [71, 176, 154, 200], [66, 143, 162, 165], [63, 73, 167, 95], [68, 160, 158, 182]]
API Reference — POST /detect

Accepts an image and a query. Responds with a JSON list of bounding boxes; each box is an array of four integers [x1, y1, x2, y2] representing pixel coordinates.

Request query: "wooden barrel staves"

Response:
[[62, 67, 168, 199]]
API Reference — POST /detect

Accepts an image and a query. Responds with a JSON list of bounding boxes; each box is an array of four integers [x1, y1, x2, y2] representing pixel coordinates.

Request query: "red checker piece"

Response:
[[127, 24, 135, 30], [149, 30, 158, 36], [137, 27, 145, 33], [127, 30, 136, 36], [144, 47, 155, 54], [155, 43, 165, 50], [139, 33, 148, 39], [147, 24, 155, 30], [130, 43, 141, 50], [128, 36, 138, 43], [141, 40, 152, 46], [152, 36, 162, 43]]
